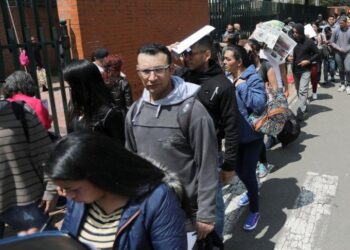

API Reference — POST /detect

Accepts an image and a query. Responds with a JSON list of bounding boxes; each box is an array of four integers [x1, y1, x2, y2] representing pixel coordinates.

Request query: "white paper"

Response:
[[250, 22, 281, 49], [187, 232, 197, 250], [251, 19, 297, 64], [172, 25, 215, 55], [304, 24, 317, 38], [265, 31, 297, 64]]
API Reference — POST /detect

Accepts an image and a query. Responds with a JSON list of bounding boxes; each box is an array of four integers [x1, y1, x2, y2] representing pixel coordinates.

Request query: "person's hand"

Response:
[[39, 198, 57, 214], [196, 221, 214, 240], [284, 89, 290, 98], [57, 186, 66, 196], [298, 60, 310, 67], [166, 42, 179, 52], [17, 227, 39, 236], [220, 170, 236, 186]]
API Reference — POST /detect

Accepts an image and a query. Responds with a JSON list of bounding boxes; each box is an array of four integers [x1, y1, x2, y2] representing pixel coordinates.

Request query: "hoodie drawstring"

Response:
[[155, 105, 162, 118]]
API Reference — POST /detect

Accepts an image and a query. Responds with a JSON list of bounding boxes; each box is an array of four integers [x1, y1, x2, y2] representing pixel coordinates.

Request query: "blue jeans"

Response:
[[214, 152, 225, 241], [0, 201, 49, 238], [323, 57, 335, 82], [335, 52, 350, 86], [236, 138, 264, 213], [214, 181, 224, 241]]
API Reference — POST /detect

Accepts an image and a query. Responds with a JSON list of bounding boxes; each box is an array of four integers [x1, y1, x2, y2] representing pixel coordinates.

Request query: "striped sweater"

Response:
[[0, 100, 55, 213]]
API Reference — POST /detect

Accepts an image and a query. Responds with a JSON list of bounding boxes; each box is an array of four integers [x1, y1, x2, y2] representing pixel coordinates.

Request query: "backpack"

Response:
[[277, 110, 300, 147], [92, 105, 125, 142], [10, 101, 45, 184], [249, 90, 289, 137]]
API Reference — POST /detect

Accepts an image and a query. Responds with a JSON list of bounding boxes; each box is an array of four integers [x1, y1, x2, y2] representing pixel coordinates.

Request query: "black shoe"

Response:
[[296, 108, 305, 122]]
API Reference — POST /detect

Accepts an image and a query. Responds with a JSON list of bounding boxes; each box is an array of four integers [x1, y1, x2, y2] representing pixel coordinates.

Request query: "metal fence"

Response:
[[0, 0, 71, 135], [209, 0, 328, 39]]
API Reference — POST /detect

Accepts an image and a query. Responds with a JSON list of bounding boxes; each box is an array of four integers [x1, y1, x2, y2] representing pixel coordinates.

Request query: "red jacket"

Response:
[[8, 93, 52, 129]]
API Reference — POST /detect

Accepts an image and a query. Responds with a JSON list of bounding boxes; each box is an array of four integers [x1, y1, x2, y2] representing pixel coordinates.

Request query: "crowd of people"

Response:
[[0, 10, 349, 250]]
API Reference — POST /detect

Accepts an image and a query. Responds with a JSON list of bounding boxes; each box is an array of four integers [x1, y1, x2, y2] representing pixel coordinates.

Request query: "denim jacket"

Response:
[[235, 65, 266, 143]]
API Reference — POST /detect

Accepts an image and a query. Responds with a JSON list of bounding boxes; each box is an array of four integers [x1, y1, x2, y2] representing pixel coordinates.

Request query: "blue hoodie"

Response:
[[125, 75, 219, 223], [234, 65, 266, 143]]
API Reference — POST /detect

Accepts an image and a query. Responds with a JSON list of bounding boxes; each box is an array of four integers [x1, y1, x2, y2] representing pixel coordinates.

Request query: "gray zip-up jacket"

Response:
[[125, 76, 218, 223], [330, 27, 350, 54]]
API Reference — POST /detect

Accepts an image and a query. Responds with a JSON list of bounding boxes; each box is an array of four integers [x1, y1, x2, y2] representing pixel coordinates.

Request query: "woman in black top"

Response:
[[63, 60, 125, 144]]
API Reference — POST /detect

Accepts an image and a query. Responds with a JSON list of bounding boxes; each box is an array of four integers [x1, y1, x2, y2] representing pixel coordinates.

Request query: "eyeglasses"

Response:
[[182, 50, 206, 58], [137, 64, 170, 77]]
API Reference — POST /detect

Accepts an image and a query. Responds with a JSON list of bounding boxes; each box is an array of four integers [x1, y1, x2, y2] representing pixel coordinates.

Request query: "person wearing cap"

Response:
[[174, 35, 239, 239], [92, 48, 109, 73], [330, 15, 350, 94], [292, 23, 319, 121]]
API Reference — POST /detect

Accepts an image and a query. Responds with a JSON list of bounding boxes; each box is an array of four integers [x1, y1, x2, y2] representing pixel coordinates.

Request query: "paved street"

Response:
[[224, 81, 350, 250]]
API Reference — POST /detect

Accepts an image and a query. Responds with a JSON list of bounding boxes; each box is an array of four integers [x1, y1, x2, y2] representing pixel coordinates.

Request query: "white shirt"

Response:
[[93, 62, 104, 73]]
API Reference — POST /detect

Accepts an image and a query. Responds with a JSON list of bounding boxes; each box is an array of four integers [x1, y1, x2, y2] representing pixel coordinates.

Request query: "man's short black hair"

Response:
[[94, 48, 109, 60], [192, 35, 213, 50], [137, 43, 172, 64]]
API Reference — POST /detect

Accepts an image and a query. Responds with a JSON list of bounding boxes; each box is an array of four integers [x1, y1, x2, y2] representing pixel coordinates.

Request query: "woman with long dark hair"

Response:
[[223, 45, 266, 231], [63, 60, 124, 143], [45, 132, 188, 249]]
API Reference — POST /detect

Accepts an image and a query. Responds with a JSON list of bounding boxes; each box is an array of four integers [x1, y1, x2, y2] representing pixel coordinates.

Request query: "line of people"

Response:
[[1, 12, 349, 250]]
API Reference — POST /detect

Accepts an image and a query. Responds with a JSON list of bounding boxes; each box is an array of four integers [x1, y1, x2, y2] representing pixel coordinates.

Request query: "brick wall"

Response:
[[57, 0, 209, 99]]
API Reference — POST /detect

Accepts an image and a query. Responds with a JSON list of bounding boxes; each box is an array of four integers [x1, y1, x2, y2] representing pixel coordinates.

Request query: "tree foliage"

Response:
[[320, 0, 349, 7]]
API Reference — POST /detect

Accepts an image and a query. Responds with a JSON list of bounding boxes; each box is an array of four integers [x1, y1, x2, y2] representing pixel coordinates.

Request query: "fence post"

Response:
[[59, 20, 71, 67], [39, 26, 60, 135]]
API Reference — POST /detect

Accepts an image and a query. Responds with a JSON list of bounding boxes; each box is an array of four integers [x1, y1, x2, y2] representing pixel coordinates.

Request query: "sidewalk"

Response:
[[40, 81, 70, 135]]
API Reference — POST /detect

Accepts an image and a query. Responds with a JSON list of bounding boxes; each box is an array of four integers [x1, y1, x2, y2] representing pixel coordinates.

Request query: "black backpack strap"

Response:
[[176, 97, 196, 140], [11, 101, 29, 143]]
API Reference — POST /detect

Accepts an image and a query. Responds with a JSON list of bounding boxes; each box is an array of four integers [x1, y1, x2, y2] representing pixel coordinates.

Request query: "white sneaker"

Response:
[[312, 93, 317, 100], [346, 86, 350, 95], [338, 85, 346, 92]]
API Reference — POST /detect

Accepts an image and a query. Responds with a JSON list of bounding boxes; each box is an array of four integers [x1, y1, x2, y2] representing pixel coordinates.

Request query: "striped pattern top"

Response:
[[78, 202, 124, 250], [0, 101, 53, 213]]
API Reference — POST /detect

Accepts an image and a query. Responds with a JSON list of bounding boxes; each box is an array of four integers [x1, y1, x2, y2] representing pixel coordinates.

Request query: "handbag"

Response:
[[249, 89, 289, 136]]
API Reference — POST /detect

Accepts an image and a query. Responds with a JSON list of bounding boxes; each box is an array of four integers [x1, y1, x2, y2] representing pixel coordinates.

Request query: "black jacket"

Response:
[[107, 76, 133, 115], [175, 60, 239, 171], [293, 37, 319, 73]]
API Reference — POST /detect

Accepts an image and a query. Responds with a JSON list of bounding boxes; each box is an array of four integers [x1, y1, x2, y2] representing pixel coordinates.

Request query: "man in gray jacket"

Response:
[[125, 43, 218, 240], [330, 16, 350, 94]]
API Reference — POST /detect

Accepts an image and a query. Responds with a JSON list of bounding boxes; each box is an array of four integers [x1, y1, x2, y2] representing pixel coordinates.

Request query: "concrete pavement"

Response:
[[224, 79, 350, 250]]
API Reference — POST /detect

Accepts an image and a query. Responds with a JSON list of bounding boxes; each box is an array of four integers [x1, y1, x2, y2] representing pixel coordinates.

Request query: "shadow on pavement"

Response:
[[224, 177, 310, 250], [307, 103, 332, 118], [314, 93, 333, 101], [267, 130, 317, 172]]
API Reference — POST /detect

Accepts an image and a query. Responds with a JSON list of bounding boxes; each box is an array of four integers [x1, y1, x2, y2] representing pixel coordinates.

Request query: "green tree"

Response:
[[320, 0, 349, 6]]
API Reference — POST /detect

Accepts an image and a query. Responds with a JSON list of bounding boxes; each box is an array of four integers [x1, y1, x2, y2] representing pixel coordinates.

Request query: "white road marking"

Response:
[[275, 171, 338, 250]]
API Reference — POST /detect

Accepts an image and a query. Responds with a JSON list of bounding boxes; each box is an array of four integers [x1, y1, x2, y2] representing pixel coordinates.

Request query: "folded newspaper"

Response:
[[171, 25, 215, 55], [251, 20, 296, 64]]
